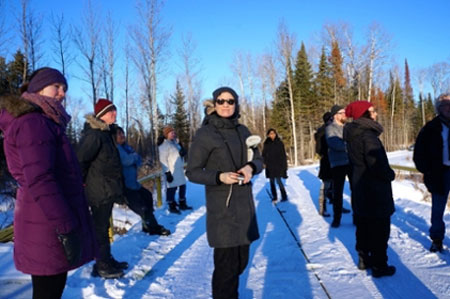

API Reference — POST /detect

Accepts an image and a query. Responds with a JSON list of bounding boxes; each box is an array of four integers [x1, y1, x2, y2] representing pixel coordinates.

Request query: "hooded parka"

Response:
[[186, 109, 263, 248], [262, 136, 287, 179], [0, 94, 96, 275]]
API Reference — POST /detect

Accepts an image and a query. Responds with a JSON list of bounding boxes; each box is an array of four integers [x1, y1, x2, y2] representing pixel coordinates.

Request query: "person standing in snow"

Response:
[[343, 101, 396, 278], [325, 105, 352, 227], [262, 128, 288, 202], [413, 93, 450, 253], [186, 87, 263, 299], [77, 99, 128, 279], [314, 112, 333, 217], [114, 126, 170, 236], [0, 67, 97, 298], [159, 126, 192, 213]]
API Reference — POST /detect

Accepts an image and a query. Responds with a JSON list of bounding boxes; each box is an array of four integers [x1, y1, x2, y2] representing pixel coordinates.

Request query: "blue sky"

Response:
[[3, 0, 450, 115]]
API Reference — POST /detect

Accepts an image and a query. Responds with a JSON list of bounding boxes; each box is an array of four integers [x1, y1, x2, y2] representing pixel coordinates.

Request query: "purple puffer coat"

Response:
[[0, 95, 97, 275]]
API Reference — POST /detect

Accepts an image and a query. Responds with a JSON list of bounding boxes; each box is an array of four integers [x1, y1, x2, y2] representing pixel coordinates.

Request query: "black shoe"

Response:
[[144, 225, 171, 236], [342, 207, 351, 214], [169, 203, 181, 214], [280, 197, 288, 202], [179, 200, 193, 210], [372, 265, 396, 278], [357, 256, 372, 270], [109, 256, 129, 270], [331, 219, 340, 228], [430, 239, 443, 253], [321, 212, 330, 217], [92, 261, 124, 279]]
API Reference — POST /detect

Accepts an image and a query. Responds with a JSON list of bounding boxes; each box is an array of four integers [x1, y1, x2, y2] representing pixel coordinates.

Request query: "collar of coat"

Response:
[[0, 94, 39, 117], [202, 100, 239, 129], [84, 114, 110, 131]]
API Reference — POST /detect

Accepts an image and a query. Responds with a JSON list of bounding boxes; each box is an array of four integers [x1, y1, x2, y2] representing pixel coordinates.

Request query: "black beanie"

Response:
[[212, 86, 240, 119]]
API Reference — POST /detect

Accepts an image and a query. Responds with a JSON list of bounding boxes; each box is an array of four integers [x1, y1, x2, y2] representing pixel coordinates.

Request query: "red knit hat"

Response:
[[345, 101, 373, 120], [94, 99, 116, 118], [163, 126, 174, 138]]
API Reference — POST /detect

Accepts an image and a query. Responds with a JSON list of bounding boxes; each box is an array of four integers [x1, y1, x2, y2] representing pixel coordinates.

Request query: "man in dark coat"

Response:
[[186, 87, 263, 299], [314, 112, 333, 217], [344, 101, 396, 278], [77, 99, 128, 279], [413, 93, 450, 253], [262, 128, 288, 202]]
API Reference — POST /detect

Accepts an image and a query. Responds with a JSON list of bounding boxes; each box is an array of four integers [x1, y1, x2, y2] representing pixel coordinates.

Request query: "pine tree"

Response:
[[385, 71, 404, 150], [7, 50, 28, 95], [171, 80, 190, 148], [270, 79, 292, 159], [329, 41, 346, 104], [403, 59, 415, 146], [0, 57, 8, 95], [314, 47, 334, 112]]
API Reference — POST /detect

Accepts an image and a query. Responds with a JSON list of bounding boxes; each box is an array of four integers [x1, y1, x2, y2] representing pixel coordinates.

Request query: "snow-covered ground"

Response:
[[0, 150, 449, 298]]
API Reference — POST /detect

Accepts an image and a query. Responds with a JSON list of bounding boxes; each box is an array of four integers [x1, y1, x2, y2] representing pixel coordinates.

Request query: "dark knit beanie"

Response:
[[94, 99, 116, 118], [212, 86, 240, 118], [345, 101, 373, 120], [27, 67, 68, 93], [322, 112, 332, 123], [330, 105, 344, 117]]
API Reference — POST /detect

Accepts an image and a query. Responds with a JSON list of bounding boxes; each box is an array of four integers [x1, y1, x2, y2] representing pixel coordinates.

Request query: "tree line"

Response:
[[0, 0, 449, 166]]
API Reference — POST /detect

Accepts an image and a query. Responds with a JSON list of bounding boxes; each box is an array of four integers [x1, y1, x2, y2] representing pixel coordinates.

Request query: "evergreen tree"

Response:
[[328, 41, 346, 104], [270, 80, 292, 151], [314, 47, 334, 112], [403, 59, 415, 146], [7, 50, 28, 95], [171, 80, 190, 148], [293, 42, 314, 116], [0, 57, 8, 95]]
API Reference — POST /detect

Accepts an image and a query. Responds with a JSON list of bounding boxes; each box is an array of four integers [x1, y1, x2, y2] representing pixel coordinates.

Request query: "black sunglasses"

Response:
[[216, 99, 235, 105]]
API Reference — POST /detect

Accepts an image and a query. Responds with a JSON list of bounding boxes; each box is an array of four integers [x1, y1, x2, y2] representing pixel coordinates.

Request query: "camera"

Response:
[[237, 175, 245, 185]]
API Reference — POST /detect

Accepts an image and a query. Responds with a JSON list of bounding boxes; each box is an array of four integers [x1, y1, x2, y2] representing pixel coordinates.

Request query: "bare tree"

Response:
[[257, 53, 279, 135], [178, 33, 202, 141], [245, 53, 257, 130], [50, 13, 73, 77], [277, 21, 298, 165], [364, 22, 391, 101], [231, 51, 248, 125], [17, 0, 29, 79], [124, 41, 131, 138], [99, 12, 118, 102], [415, 68, 428, 125], [73, 0, 102, 106], [130, 0, 171, 157], [0, 0, 11, 55], [428, 62, 450, 99]]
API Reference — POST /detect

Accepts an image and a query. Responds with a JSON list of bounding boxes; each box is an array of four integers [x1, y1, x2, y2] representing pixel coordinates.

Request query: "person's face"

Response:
[[268, 131, 276, 140], [100, 109, 117, 125], [215, 91, 236, 118], [39, 83, 66, 101], [368, 107, 378, 121], [116, 130, 126, 145], [439, 98, 450, 119], [334, 109, 347, 124], [167, 130, 176, 140]]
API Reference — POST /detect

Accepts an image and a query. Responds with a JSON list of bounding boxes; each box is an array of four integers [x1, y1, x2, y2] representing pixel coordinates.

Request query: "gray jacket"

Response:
[[325, 121, 349, 168], [186, 113, 263, 248]]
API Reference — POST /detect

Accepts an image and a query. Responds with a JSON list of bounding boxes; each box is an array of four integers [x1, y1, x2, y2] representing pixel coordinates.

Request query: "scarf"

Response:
[[21, 92, 71, 128]]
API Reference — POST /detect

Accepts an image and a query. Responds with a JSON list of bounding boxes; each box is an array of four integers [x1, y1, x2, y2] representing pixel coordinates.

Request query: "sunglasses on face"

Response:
[[216, 99, 235, 105]]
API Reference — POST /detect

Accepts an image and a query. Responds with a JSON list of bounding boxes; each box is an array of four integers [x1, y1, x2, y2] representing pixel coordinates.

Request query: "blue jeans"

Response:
[[269, 177, 287, 200], [430, 168, 450, 240], [167, 184, 186, 204]]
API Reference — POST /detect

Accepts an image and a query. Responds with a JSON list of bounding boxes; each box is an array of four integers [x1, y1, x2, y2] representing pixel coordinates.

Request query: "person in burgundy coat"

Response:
[[0, 67, 97, 298]]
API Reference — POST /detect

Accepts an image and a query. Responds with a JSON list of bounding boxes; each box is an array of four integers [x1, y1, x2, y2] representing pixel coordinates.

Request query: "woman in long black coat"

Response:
[[343, 101, 396, 278], [262, 128, 288, 202], [186, 87, 263, 299]]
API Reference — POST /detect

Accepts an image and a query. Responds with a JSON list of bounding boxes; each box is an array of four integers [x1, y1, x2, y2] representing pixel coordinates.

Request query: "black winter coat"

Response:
[[262, 137, 287, 179], [77, 115, 124, 207], [314, 124, 332, 180], [343, 118, 395, 218], [413, 116, 447, 195], [186, 113, 263, 248]]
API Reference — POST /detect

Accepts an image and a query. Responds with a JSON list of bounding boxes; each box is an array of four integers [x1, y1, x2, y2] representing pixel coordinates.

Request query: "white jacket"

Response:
[[159, 139, 187, 188]]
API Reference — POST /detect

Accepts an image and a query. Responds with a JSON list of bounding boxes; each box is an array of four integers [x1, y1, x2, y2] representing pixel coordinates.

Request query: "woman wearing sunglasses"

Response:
[[186, 87, 263, 299]]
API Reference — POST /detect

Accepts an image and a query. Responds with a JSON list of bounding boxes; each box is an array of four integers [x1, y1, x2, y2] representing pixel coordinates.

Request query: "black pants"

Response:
[[212, 245, 250, 299], [32, 272, 67, 299], [167, 184, 186, 204], [331, 165, 350, 221], [269, 177, 287, 200], [355, 215, 391, 268], [124, 187, 159, 229], [90, 202, 114, 262]]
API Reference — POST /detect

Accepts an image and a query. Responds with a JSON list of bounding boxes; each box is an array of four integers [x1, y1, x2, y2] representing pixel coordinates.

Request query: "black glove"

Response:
[[58, 230, 82, 266], [283, 172, 288, 179], [165, 171, 174, 183]]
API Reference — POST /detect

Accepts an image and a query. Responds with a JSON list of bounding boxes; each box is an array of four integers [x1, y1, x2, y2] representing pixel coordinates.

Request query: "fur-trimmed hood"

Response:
[[84, 114, 110, 131], [0, 94, 40, 131]]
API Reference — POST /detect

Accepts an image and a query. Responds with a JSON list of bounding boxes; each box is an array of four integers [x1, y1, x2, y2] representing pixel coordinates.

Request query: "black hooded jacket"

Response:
[[343, 117, 395, 218], [262, 136, 287, 179]]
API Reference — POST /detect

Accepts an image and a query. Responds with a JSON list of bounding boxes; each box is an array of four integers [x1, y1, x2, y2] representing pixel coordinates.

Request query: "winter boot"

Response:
[[342, 207, 351, 214], [331, 218, 340, 228], [109, 256, 129, 270], [430, 239, 443, 253], [92, 261, 124, 279], [372, 265, 396, 278], [357, 252, 372, 270], [143, 224, 171, 236], [179, 199, 193, 210], [168, 202, 181, 214]]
